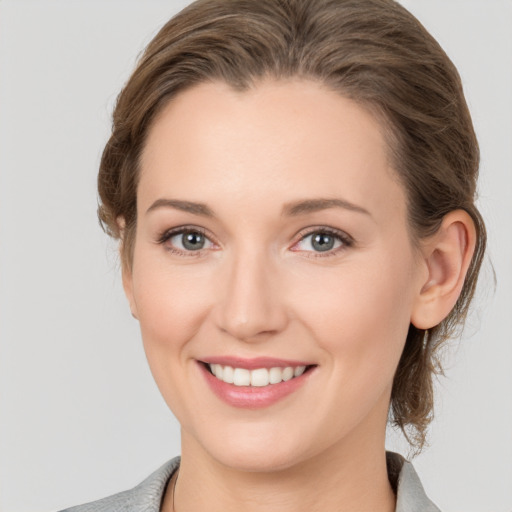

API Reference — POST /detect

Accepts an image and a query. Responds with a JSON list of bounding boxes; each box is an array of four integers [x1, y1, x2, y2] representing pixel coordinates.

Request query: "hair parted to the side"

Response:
[[98, 0, 486, 453]]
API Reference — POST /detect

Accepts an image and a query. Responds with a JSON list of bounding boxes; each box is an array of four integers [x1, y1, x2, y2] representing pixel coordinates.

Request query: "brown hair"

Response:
[[98, 0, 486, 452]]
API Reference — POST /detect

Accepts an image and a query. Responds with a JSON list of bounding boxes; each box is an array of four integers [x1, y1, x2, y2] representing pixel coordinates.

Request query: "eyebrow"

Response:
[[282, 198, 371, 217], [146, 199, 214, 217], [145, 197, 371, 218]]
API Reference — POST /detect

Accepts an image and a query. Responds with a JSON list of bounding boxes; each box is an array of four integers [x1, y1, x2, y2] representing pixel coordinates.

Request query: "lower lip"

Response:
[[199, 363, 313, 409]]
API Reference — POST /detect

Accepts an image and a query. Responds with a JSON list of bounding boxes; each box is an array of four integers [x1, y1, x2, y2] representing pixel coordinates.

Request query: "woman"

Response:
[[62, 0, 485, 510]]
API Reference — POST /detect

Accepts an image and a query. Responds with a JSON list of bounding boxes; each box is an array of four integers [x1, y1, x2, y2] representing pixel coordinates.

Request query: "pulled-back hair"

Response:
[[98, 0, 486, 452]]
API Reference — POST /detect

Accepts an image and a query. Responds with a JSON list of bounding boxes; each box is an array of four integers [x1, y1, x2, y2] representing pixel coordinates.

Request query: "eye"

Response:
[[292, 228, 352, 256], [158, 227, 216, 255], [171, 231, 210, 251]]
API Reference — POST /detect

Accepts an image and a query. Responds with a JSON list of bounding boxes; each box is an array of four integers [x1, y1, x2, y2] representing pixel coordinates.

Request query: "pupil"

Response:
[[183, 232, 205, 250], [312, 233, 334, 252]]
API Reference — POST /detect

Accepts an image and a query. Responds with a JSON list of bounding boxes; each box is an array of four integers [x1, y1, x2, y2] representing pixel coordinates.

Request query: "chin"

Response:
[[213, 445, 306, 473], [191, 422, 318, 473]]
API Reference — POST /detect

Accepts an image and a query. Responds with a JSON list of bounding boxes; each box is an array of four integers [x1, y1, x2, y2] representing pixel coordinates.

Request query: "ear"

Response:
[[122, 261, 139, 320], [411, 210, 476, 330], [117, 216, 139, 320]]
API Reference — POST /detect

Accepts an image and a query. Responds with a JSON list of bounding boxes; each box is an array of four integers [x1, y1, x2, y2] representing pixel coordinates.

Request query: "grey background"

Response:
[[0, 1, 510, 511]]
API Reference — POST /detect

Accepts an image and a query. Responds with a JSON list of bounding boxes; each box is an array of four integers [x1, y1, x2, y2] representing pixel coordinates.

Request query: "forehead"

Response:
[[139, 79, 406, 222]]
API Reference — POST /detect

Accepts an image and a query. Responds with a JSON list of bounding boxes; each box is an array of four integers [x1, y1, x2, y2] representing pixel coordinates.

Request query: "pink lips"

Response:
[[198, 357, 315, 409]]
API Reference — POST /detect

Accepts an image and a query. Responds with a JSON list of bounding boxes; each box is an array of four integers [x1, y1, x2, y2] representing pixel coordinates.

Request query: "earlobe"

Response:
[[411, 210, 476, 330], [122, 264, 139, 320], [117, 216, 139, 320]]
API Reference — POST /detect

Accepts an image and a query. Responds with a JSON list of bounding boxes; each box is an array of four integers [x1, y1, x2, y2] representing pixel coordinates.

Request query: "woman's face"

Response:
[[124, 79, 427, 471]]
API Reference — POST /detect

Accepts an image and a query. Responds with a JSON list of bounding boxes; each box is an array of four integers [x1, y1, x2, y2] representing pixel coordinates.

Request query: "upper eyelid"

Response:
[[158, 225, 213, 243], [289, 228, 353, 259], [157, 226, 217, 256], [294, 226, 353, 244]]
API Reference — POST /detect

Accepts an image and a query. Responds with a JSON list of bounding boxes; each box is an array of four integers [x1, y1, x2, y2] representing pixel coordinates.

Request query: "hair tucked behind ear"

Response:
[[98, 0, 486, 453]]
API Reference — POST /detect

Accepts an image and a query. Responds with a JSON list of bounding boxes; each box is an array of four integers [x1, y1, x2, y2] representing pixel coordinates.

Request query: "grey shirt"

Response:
[[60, 452, 440, 512]]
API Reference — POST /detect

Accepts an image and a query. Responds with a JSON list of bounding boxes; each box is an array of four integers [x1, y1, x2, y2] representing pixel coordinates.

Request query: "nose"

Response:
[[213, 250, 289, 343]]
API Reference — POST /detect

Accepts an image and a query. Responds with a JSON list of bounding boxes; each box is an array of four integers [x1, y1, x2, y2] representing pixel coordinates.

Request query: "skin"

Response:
[[122, 79, 475, 512]]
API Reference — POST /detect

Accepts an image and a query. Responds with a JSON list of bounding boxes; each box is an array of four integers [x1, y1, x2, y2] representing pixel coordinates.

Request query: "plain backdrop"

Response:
[[0, 1, 511, 511]]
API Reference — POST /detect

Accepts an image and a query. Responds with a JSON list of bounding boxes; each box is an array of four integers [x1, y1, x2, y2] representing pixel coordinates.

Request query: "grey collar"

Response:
[[387, 452, 441, 512], [60, 453, 440, 512]]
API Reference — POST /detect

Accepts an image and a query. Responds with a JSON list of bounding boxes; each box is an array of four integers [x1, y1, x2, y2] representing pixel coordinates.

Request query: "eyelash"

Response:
[[156, 225, 353, 258], [292, 227, 353, 258], [157, 225, 214, 258]]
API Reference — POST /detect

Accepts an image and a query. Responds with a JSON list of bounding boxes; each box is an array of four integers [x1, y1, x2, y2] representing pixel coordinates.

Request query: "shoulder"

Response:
[[59, 457, 180, 512], [387, 452, 442, 512]]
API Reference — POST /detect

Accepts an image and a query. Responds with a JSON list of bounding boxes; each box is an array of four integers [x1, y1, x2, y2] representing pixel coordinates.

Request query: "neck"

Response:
[[164, 424, 396, 512]]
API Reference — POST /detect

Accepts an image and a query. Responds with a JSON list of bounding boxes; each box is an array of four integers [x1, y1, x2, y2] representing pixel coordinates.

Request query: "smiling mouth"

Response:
[[205, 363, 315, 387]]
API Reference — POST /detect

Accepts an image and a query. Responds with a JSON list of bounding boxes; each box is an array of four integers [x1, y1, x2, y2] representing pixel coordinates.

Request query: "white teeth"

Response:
[[213, 364, 223, 379], [208, 363, 309, 387], [269, 367, 282, 384], [250, 368, 269, 387], [222, 365, 234, 383], [294, 365, 306, 377], [282, 367, 294, 381], [233, 368, 251, 386]]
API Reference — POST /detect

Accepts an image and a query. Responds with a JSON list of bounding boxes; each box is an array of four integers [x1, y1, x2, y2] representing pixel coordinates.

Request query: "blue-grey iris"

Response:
[[182, 232, 205, 250], [312, 233, 335, 252]]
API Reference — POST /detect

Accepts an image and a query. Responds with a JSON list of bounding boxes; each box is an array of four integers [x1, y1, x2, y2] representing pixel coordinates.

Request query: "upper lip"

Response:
[[199, 356, 315, 370]]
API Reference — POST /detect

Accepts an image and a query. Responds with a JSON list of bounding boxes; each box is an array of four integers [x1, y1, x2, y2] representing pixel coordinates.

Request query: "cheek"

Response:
[[289, 250, 416, 380], [130, 254, 217, 418], [131, 254, 214, 355]]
